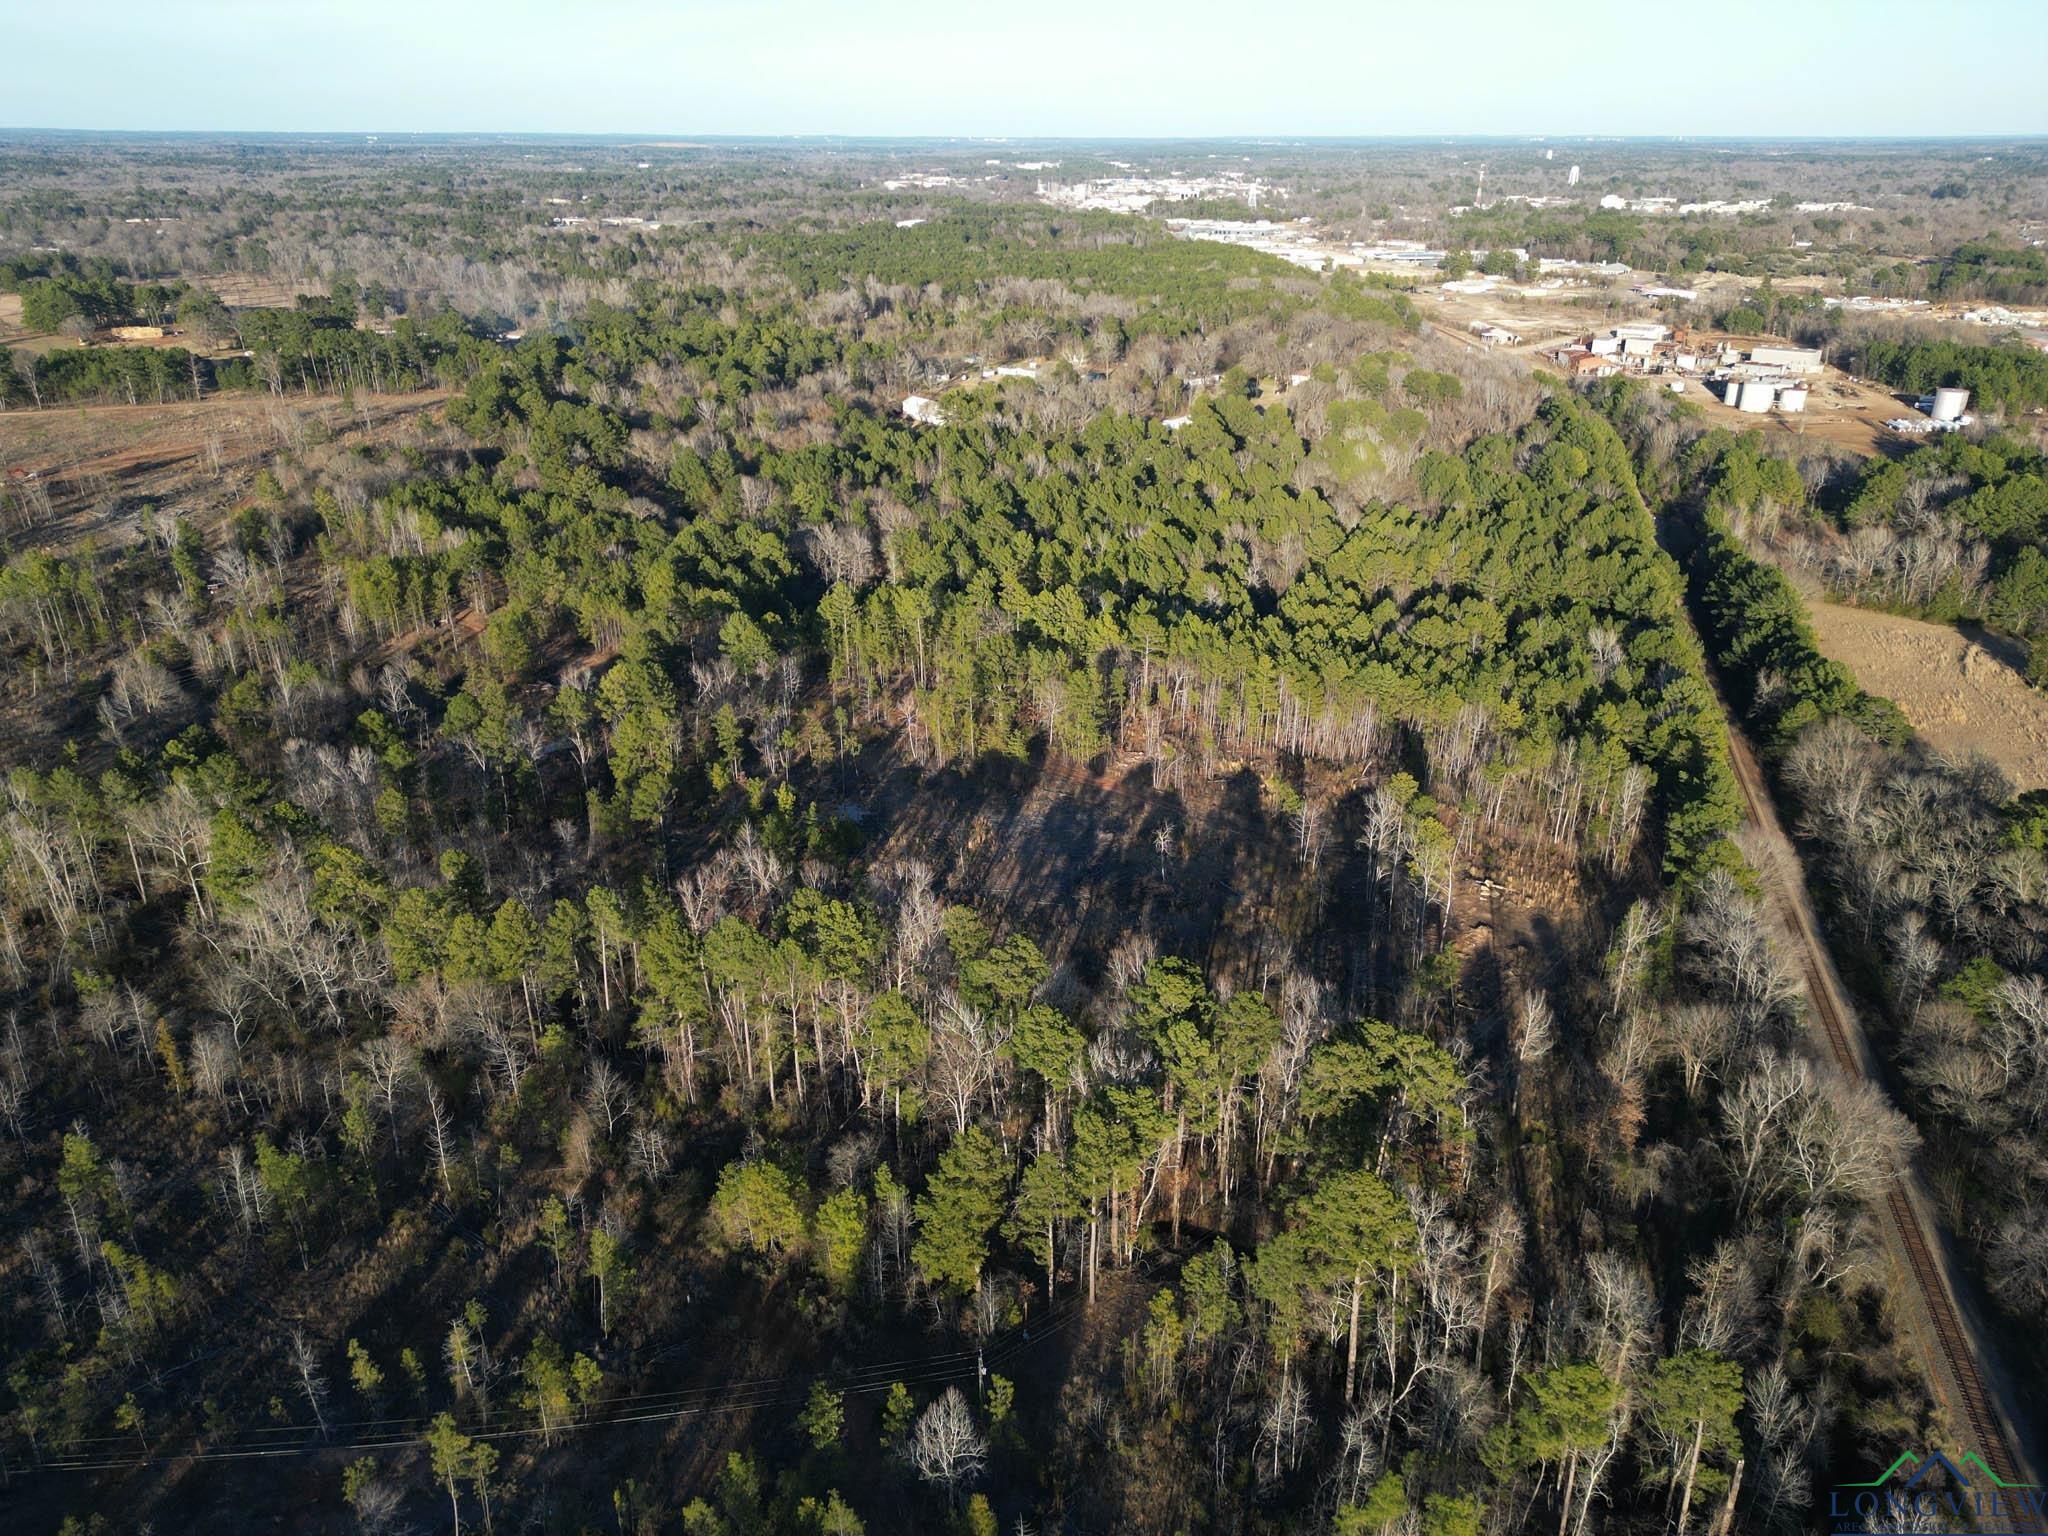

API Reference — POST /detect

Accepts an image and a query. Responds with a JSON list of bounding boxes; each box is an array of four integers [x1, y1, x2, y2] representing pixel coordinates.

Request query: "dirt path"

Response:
[[1807, 598, 2048, 790], [1724, 714, 2045, 1499]]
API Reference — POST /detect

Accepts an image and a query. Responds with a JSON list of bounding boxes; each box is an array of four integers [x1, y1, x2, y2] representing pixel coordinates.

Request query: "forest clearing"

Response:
[[1807, 597, 2048, 788]]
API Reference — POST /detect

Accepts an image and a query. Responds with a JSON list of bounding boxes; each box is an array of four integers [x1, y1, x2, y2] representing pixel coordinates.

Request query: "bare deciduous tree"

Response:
[[909, 1387, 987, 1495]]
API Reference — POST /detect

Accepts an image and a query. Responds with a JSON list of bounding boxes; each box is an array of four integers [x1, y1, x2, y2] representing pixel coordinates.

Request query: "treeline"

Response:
[[220, 308, 487, 397], [1930, 241, 2048, 305], [1592, 378, 2048, 1411], [2, 344, 207, 409], [1826, 435, 2048, 670], [1839, 334, 2048, 414], [0, 308, 491, 409], [1680, 431, 1910, 749], [1683, 425, 2048, 681], [0, 252, 191, 334]]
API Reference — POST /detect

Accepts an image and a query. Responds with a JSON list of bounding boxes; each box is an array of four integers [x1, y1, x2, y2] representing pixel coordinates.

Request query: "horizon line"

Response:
[[2, 127, 2046, 145]]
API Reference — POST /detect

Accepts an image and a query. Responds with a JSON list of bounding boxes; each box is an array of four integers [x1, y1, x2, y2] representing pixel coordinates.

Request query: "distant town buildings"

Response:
[[1538, 257, 1632, 277], [1597, 194, 1771, 216], [1040, 171, 1276, 214]]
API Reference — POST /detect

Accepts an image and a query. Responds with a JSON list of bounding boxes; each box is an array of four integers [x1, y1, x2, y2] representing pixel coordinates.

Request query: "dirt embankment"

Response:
[[1807, 598, 2048, 790]]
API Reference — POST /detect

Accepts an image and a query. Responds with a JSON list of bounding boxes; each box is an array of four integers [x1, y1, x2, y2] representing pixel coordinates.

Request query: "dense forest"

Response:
[[2, 135, 2042, 1536]]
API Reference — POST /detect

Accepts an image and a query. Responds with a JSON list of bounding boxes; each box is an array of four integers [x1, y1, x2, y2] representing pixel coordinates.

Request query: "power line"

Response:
[[19, 1293, 1088, 1477]]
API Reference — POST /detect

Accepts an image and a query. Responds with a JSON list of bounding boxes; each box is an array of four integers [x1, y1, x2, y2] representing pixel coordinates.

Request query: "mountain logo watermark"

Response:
[[1830, 1449, 2043, 1534]]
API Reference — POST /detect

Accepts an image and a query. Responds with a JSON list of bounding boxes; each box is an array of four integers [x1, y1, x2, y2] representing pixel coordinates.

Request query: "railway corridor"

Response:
[[1721, 723, 2044, 1502]]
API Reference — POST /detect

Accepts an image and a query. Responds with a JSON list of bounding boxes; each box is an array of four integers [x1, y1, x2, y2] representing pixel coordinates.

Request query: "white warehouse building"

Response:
[[1748, 345, 1823, 374]]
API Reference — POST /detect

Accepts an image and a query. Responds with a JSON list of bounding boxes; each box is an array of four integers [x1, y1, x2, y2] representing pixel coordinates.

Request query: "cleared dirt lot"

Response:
[[196, 272, 323, 309], [0, 389, 449, 550], [1807, 597, 2048, 789], [0, 290, 71, 356], [1678, 366, 1906, 458]]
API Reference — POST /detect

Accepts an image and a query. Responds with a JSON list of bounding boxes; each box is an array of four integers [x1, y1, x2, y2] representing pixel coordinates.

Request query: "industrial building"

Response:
[[1547, 323, 1676, 378], [1546, 326, 1831, 415], [1747, 345, 1824, 374]]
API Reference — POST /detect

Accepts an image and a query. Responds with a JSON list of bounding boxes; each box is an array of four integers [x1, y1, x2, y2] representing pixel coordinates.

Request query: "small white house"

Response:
[[901, 395, 947, 427], [1162, 415, 1194, 431]]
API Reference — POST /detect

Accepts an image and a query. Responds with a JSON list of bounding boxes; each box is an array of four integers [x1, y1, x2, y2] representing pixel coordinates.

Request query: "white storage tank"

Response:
[[1738, 381, 1775, 413], [1777, 385, 1808, 413], [1931, 387, 1970, 422]]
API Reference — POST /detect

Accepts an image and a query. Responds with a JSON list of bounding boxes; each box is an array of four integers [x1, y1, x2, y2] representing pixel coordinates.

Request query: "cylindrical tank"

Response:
[[1931, 387, 1970, 422], [1722, 378, 1745, 406], [1739, 381, 1774, 413], [1777, 386, 1808, 413]]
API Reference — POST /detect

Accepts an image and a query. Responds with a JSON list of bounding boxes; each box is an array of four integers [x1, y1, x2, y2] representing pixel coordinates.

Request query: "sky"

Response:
[[7, 0, 2045, 139]]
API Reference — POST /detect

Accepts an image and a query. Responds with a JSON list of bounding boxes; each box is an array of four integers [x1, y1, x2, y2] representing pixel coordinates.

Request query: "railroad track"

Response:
[[1723, 726, 2039, 1498]]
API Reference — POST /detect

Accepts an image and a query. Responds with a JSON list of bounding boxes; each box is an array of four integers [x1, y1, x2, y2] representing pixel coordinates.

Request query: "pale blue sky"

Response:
[[7, 0, 2043, 137]]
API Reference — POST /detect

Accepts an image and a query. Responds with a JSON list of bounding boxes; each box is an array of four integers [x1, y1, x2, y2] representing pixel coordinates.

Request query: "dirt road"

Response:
[[1723, 722, 2044, 1496]]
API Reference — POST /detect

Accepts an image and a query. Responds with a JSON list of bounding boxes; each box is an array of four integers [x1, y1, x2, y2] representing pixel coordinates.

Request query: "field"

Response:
[[1807, 597, 2048, 789], [194, 271, 324, 309]]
